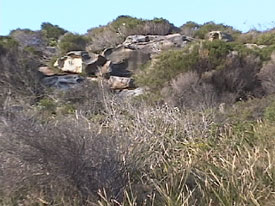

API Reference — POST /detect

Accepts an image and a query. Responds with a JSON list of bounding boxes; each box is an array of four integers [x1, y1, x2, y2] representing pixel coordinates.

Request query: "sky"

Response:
[[1, 0, 275, 35]]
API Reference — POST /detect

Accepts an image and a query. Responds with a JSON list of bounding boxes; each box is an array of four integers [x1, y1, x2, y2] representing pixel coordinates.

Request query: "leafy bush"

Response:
[[136, 40, 266, 108], [135, 40, 234, 91], [194, 21, 241, 40], [135, 46, 199, 90], [180, 21, 200, 36], [255, 30, 275, 45], [0, 41, 44, 109], [0, 36, 19, 52], [41, 22, 67, 46], [58, 33, 87, 54]]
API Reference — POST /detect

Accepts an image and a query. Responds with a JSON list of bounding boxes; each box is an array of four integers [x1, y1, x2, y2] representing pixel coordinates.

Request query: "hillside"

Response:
[[1, 16, 275, 205]]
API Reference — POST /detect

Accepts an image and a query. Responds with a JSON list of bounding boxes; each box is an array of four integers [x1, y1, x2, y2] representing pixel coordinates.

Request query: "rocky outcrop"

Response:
[[122, 34, 193, 53], [108, 76, 134, 90], [102, 34, 193, 77], [103, 46, 150, 77], [42, 33, 194, 92], [208, 31, 233, 42], [54, 51, 107, 75]]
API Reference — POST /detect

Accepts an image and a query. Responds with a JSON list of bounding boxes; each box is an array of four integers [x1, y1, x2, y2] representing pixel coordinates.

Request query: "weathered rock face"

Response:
[[101, 34, 193, 77], [42, 74, 84, 89], [42, 33, 194, 92], [122, 34, 193, 53], [54, 51, 107, 75], [103, 46, 150, 77], [85, 54, 107, 76], [108, 76, 134, 90], [208, 31, 233, 42]]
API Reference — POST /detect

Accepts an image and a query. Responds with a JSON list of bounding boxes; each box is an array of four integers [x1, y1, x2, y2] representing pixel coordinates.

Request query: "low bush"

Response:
[[58, 33, 87, 54], [258, 53, 275, 95], [180, 21, 200, 37], [0, 40, 44, 109], [41, 22, 67, 46], [193, 21, 241, 40], [136, 40, 266, 108], [0, 114, 127, 204], [136, 41, 237, 91]]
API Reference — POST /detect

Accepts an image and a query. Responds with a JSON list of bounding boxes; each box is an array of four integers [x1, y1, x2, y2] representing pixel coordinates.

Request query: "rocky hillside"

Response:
[[1, 16, 275, 205]]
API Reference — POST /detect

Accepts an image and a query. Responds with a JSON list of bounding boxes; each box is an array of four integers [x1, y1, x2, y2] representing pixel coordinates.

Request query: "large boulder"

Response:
[[208, 31, 233, 42], [102, 46, 150, 77], [54, 51, 107, 75]]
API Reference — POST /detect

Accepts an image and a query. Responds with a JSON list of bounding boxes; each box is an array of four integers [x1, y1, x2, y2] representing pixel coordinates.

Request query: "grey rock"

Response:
[[118, 88, 145, 98], [42, 74, 84, 89], [108, 76, 134, 90]]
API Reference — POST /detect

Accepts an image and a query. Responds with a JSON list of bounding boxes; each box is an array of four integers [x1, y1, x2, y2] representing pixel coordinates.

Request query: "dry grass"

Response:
[[1, 90, 275, 205]]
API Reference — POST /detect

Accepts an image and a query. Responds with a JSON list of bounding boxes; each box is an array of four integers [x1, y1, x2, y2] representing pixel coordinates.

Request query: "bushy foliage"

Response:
[[3, 17, 275, 206], [194, 21, 241, 40], [58, 33, 87, 54], [0, 36, 19, 51], [135, 41, 239, 90], [0, 114, 126, 205], [237, 29, 275, 48], [1, 97, 275, 205], [0, 39, 44, 109], [41, 22, 67, 46], [136, 40, 267, 107], [135, 46, 199, 90], [180, 21, 200, 36], [86, 16, 178, 52]]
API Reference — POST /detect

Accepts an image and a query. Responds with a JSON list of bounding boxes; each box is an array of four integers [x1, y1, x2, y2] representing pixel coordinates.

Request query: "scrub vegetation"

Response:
[[1, 16, 275, 205]]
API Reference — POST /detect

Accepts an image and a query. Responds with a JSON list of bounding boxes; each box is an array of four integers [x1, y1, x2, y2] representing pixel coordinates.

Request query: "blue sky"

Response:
[[1, 0, 275, 35]]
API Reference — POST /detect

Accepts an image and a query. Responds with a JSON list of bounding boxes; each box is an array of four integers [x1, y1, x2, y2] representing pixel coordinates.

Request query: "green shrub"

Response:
[[41, 22, 67, 46], [0, 36, 19, 52], [135, 41, 234, 90], [41, 22, 67, 40], [194, 21, 241, 39], [180, 21, 200, 36], [110, 15, 144, 31], [256, 32, 275, 45], [38, 97, 57, 114], [135, 47, 199, 90], [58, 33, 87, 54]]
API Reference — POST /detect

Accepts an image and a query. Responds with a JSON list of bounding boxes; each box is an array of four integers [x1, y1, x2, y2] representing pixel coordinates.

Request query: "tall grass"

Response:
[[1, 90, 275, 205]]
